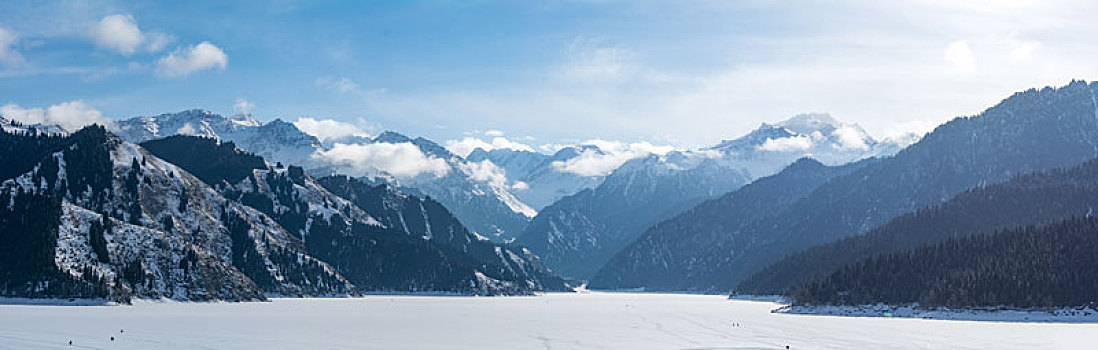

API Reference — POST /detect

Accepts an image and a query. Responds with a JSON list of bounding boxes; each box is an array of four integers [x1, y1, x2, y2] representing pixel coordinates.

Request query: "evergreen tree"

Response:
[[793, 217, 1098, 309]]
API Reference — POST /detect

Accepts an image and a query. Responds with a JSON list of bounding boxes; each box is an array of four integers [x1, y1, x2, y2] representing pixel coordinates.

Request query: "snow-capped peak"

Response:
[[373, 131, 413, 144], [0, 117, 68, 136], [707, 113, 887, 159], [230, 113, 262, 127], [774, 113, 842, 135]]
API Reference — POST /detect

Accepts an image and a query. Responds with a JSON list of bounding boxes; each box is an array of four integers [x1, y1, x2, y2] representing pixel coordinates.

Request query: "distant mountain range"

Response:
[[519, 113, 909, 279], [116, 110, 323, 171], [592, 80, 1098, 297], [467, 146, 606, 211]]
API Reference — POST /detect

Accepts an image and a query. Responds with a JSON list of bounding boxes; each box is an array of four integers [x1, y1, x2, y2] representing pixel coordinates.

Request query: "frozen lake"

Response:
[[0, 292, 1093, 349]]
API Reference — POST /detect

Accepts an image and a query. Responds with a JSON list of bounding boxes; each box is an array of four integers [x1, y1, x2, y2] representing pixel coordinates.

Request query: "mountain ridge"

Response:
[[592, 80, 1098, 292], [519, 113, 896, 279]]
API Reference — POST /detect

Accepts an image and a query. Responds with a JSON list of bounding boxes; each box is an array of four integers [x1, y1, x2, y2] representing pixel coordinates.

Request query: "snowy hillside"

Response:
[[141, 135, 566, 294], [0, 126, 566, 302], [316, 175, 567, 292], [115, 112, 542, 243], [325, 131, 538, 242], [0, 126, 356, 301]]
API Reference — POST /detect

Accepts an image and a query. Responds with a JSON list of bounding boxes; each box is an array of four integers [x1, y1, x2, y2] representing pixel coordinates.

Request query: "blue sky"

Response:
[[2, 0, 1098, 151]]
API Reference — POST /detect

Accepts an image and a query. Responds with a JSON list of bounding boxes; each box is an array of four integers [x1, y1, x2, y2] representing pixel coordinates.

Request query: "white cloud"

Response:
[[233, 98, 255, 114], [1008, 32, 1041, 63], [92, 14, 143, 55], [563, 37, 637, 82], [293, 117, 370, 142], [445, 136, 536, 158], [0, 100, 115, 131], [755, 124, 871, 153], [756, 135, 814, 152], [316, 76, 362, 94], [831, 126, 871, 151], [944, 40, 977, 73], [445, 137, 491, 157], [90, 14, 173, 55], [483, 130, 505, 137], [360, 2, 1098, 147], [538, 143, 568, 154], [881, 119, 939, 147], [315, 142, 450, 178], [155, 41, 227, 77], [1009, 41, 1039, 62], [459, 159, 508, 187], [143, 32, 174, 53], [551, 140, 676, 177], [0, 27, 24, 67]]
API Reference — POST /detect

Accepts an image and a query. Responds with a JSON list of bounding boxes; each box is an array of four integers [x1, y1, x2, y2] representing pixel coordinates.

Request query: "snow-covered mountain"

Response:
[[467, 145, 607, 210], [706, 113, 902, 177], [1, 117, 68, 136], [517, 113, 912, 279], [316, 175, 566, 292], [0, 126, 566, 302], [115, 111, 540, 243], [115, 109, 326, 172], [141, 135, 567, 294], [592, 80, 1098, 292], [466, 148, 547, 183], [588, 157, 873, 291], [321, 131, 538, 242], [0, 126, 355, 301]]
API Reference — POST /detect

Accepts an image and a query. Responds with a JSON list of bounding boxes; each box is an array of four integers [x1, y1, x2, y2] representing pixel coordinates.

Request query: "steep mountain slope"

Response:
[[364, 132, 537, 242], [589, 158, 873, 291], [0, 191, 109, 300], [738, 155, 1098, 294], [0, 126, 355, 302], [316, 175, 567, 291], [792, 216, 1098, 309], [595, 80, 1098, 291], [142, 135, 564, 294], [518, 114, 896, 279], [0, 121, 73, 181], [517, 154, 750, 279]]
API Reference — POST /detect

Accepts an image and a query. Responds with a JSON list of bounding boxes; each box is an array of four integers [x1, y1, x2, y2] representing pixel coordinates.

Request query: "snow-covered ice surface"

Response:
[[0, 292, 1094, 349]]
